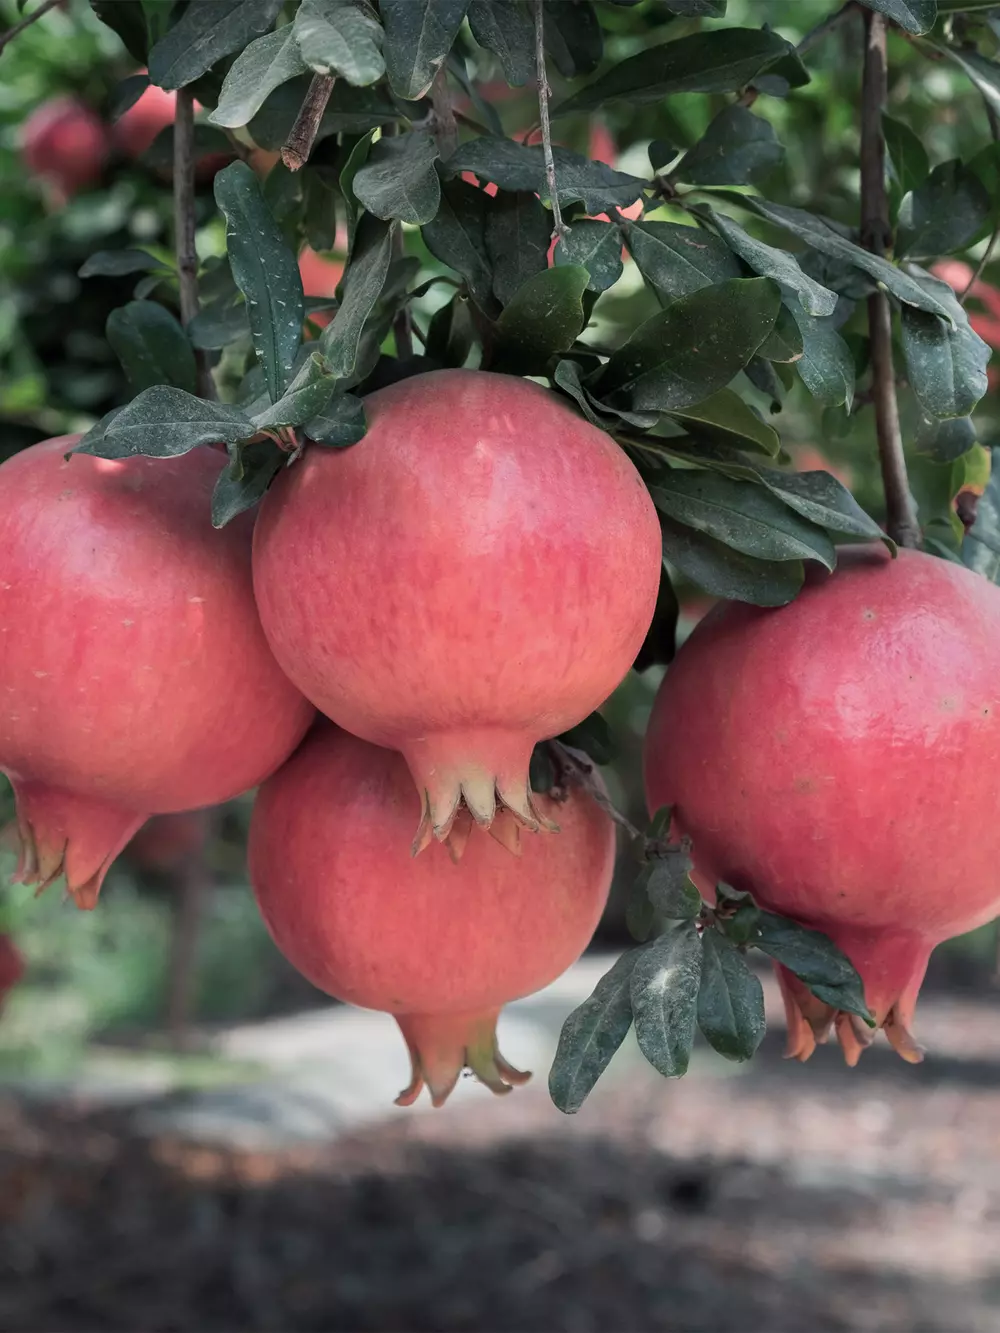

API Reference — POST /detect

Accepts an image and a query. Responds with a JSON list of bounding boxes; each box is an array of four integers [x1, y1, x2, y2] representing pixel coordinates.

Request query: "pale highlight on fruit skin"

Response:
[[0, 437, 315, 909], [248, 724, 615, 1107], [645, 545, 1000, 1065], [252, 369, 661, 855]]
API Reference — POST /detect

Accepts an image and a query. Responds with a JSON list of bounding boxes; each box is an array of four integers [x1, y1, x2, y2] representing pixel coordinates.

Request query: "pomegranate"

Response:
[[21, 96, 109, 200], [0, 437, 314, 909], [644, 546, 1000, 1065], [252, 369, 660, 853], [0, 933, 24, 1013], [249, 724, 614, 1105]]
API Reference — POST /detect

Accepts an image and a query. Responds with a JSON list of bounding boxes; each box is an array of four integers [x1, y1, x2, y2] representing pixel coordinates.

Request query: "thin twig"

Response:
[[430, 67, 458, 159], [961, 103, 1000, 305], [533, 0, 567, 241], [173, 87, 213, 400], [281, 73, 334, 171], [549, 742, 645, 842], [0, 0, 61, 57], [859, 8, 920, 548], [796, 0, 856, 56]]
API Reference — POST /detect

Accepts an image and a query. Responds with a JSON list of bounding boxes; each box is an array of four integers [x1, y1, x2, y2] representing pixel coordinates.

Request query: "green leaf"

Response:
[[758, 303, 804, 364], [631, 921, 703, 1079], [353, 133, 441, 225], [544, 0, 603, 79], [251, 353, 337, 430], [188, 299, 249, 350], [294, 0, 385, 85], [597, 278, 781, 412], [963, 449, 1000, 581], [75, 387, 254, 459], [248, 76, 397, 150], [557, 712, 615, 766], [935, 43, 1000, 120], [106, 301, 197, 396], [318, 214, 394, 378], [549, 949, 640, 1114], [752, 912, 872, 1024], [632, 566, 679, 673], [643, 854, 702, 920], [758, 467, 886, 544], [90, 0, 150, 62], [623, 220, 742, 302], [211, 440, 285, 528], [141, 123, 234, 170], [380, 0, 469, 99], [664, 0, 727, 14], [651, 470, 837, 567], [422, 178, 497, 314], [882, 114, 929, 198], [705, 208, 837, 318], [660, 518, 805, 605], [110, 72, 151, 120], [484, 192, 550, 306], [713, 193, 957, 323], [899, 268, 990, 420], [426, 292, 477, 367], [209, 27, 309, 128], [304, 392, 367, 446], [141, 0, 174, 45], [555, 220, 624, 294], [467, 0, 534, 85], [666, 388, 780, 457], [917, 414, 977, 463], [626, 873, 656, 944], [673, 105, 783, 187], [148, 0, 284, 89], [857, 0, 937, 35], [492, 266, 589, 374], [444, 138, 647, 214], [897, 161, 991, 260], [339, 128, 377, 248], [556, 28, 806, 117], [697, 932, 765, 1062], [79, 249, 168, 278], [786, 304, 855, 409]]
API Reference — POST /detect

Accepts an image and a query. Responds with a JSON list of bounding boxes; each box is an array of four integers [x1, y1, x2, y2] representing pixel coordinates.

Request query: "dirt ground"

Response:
[[4, 988, 1000, 1333]]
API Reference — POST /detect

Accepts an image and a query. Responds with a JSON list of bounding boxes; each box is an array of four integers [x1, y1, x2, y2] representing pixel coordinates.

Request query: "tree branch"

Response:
[[533, 0, 567, 242], [0, 0, 61, 57], [173, 87, 213, 399], [859, 8, 920, 548], [430, 68, 458, 159], [281, 73, 334, 171]]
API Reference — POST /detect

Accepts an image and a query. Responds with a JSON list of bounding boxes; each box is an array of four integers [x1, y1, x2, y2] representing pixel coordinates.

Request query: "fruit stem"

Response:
[[173, 86, 214, 401], [533, 0, 568, 242], [859, 7, 920, 549]]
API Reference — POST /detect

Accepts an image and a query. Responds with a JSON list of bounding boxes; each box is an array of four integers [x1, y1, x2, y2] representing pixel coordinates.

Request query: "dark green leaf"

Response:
[[643, 854, 702, 920], [110, 73, 151, 121], [187, 299, 249, 350], [556, 28, 806, 117], [251, 353, 337, 429], [80, 249, 168, 278], [492, 266, 589, 374], [857, 0, 937, 35], [209, 27, 309, 128], [626, 873, 656, 944], [141, 123, 234, 170], [141, 0, 175, 46], [304, 392, 367, 446], [91, 1, 149, 62], [716, 897, 761, 947], [882, 114, 929, 198], [661, 518, 804, 605], [752, 911, 872, 1024], [673, 105, 783, 186], [555, 220, 624, 294], [666, 388, 780, 456], [549, 949, 640, 1113], [647, 436, 768, 482], [664, 0, 727, 13], [651, 469, 837, 567], [211, 440, 285, 528], [557, 712, 615, 766], [900, 305, 990, 421], [897, 161, 991, 260], [426, 292, 477, 366], [697, 932, 765, 1062], [758, 467, 886, 544], [631, 922, 703, 1079], [529, 742, 557, 795], [106, 301, 197, 395], [444, 138, 647, 214], [353, 133, 441, 225], [544, 0, 602, 79], [148, 0, 284, 89], [936, 44, 1000, 120], [483, 191, 550, 306], [786, 303, 855, 409], [380, 0, 469, 99], [294, 0, 385, 85], [215, 162, 303, 402], [467, 0, 534, 85], [597, 278, 781, 412], [422, 177, 497, 314], [631, 566, 678, 672], [623, 219, 742, 302], [248, 76, 397, 150], [917, 414, 976, 462], [705, 208, 837, 318], [339, 128, 376, 248], [758, 303, 804, 364], [318, 214, 394, 377], [75, 387, 254, 459], [552, 358, 614, 428], [963, 449, 1000, 581]]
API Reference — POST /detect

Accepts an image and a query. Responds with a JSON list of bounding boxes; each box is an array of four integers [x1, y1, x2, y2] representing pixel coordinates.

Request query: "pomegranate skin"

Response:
[[252, 369, 660, 852], [0, 437, 314, 908], [644, 545, 1000, 1065], [21, 97, 109, 199], [249, 724, 615, 1106]]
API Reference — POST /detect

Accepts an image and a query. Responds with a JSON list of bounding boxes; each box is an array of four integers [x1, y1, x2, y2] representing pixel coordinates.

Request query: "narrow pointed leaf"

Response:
[[106, 301, 197, 395], [486, 192, 550, 305], [252, 353, 337, 430], [492, 266, 589, 374], [148, 0, 284, 89], [752, 911, 872, 1023], [706, 208, 837, 318], [444, 138, 647, 213], [623, 219, 742, 301], [697, 932, 765, 1062], [555, 220, 624, 294], [380, 0, 470, 99], [212, 441, 285, 528], [209, 27, 309, 128], [422, 177, 497, 314], [549, 949, 640, 1114], [758, 467, 885, 544], [631, 922, 703, 1079], [318, 214, 394, 378], [659, 517, 805, 605], [786, 303, 855, 409], [294, 0, 385, 85], [467, 0, 534, 85], [673, 105, 783, 186], [353, 133, 441, 225], [666, 388, 780, 456], [304, 393, 367, 447], [75, 387, 254, 459]]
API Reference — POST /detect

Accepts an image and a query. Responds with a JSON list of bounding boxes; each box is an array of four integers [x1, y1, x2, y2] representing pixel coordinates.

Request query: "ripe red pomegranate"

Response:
[[0, 933, 25, 1013], [0, 437, 314, 909], [249, 724, 614, 1105], [644, 546, 1000, 1065], [253, 369, 660, 853], [21, 96, 109, 200]]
